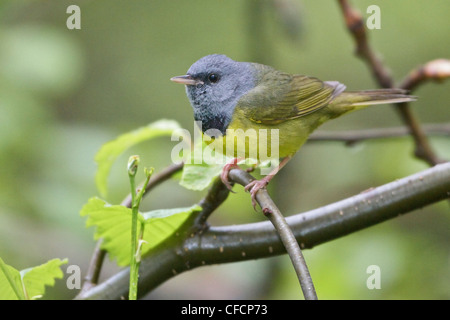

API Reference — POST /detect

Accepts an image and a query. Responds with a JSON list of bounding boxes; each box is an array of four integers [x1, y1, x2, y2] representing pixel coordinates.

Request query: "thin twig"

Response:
[[337, 0, 392, 88], [393, 102, 444, 165], [337, 0, 444, 166], [399, 59, 450, 92], [121, 162, 184, 208], [76, 162, 450, 300], [308, 123, 450, 145], [77, 240, 106, 296], [228, 169, 318, 300], [397, 59, 450, 164]]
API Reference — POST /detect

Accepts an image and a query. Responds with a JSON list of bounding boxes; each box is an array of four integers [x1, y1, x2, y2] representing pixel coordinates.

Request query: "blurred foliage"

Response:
[[0, 0, 448, 299]]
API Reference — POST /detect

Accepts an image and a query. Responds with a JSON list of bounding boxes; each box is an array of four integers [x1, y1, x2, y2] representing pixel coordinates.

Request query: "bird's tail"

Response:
[[331, 88, 416, 111]]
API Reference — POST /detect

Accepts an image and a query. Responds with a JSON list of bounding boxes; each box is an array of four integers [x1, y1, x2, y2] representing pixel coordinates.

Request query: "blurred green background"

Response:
[[0, 0, 449, 299]]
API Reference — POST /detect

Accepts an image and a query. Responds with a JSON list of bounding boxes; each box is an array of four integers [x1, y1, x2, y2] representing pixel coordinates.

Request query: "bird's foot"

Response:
[[244, 177, 270, 210], [220, 158, 241, 192]]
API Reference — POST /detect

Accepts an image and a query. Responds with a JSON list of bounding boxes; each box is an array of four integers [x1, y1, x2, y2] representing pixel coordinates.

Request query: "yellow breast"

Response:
[[202, 106, 334, 162]]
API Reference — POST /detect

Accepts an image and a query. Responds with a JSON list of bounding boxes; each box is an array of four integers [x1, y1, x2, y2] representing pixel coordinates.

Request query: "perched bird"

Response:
[[171, 54, 415, 207]]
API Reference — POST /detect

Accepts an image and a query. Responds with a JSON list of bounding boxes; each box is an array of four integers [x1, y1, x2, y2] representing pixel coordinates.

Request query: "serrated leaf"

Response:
[[80, 197, 202, 266], [21, 258, 68, 300], [80, 197, 137, 265], [95, 119, 182, 197], [0, 257, 67, 300]]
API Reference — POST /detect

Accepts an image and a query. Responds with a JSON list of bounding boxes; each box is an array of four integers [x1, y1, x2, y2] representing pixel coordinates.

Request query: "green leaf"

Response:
[[0, 257, 24, 300], [178, 137, 227, 191], [0, 257, 67, 300], [80, 197, 202, 266], [140, 207, 200, 220], [21, 258, 68, 300], [179, 162, 222, 191], [95, 119, 182, 197], [178, 140, 262, 190], [80, 197, 136, 265], [139, 205, 202, 257]]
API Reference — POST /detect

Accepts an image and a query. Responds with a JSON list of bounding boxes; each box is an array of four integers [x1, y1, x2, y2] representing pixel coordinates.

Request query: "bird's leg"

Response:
[[244, 156, 292, 209], [220, 157, 242, 191]]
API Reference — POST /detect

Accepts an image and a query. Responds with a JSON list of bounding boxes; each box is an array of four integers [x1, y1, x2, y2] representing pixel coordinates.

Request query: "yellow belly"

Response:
[[203, 106, 334, 161]]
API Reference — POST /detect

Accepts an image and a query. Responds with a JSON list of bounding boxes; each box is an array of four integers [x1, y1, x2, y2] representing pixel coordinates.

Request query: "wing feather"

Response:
[[238, 71, 345, 125]]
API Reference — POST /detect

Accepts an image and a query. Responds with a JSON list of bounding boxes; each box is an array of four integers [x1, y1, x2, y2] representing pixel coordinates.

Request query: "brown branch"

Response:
[[76, 162, 450, 300], [337, 0, 392, 88], [393, 102, 444, 165], [192, 177, 231, 227], [228, 169, 318, 300], [77, 240, 106, 296], [337, 0, 445, 166], [396, 60, 450, 163]]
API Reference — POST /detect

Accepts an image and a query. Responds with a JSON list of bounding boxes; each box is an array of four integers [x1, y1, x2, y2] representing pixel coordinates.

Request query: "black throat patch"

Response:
[[194, 112, 229, 136]]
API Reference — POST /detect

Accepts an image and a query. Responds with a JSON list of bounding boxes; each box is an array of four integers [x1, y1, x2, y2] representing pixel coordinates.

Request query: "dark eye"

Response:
[[208, 73, 220, 83]]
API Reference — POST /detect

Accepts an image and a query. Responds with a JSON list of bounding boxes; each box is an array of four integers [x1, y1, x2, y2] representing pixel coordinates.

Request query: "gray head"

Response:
[[171, 54, 255, 134]]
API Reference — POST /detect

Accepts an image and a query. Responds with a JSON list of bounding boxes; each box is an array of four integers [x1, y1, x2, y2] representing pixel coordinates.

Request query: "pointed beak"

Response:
[[170, 75, 203, 86]]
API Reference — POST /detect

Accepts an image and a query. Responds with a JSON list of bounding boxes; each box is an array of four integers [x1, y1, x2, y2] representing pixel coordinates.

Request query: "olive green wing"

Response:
[[239, 73, 346, 125]]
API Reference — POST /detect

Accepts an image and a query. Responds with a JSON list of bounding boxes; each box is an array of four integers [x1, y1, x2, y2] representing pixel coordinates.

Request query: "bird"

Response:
[[171, 54, 415, 207]]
